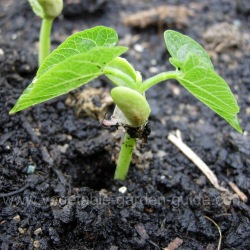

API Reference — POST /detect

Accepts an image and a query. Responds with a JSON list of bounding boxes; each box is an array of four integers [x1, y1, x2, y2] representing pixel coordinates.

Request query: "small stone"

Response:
[[150, 59, 157, 65], [13, 214, 20, 222], [149, 66, 158, 73], [34, 228, 42, 235], [27, 165, 36, 174], [33, 240, 40, 249], [11, 33, 17, 40], [58, 144, 69, 153], [50, 197, 59, 207], [18, 227, 25, 234], [118, 186, 127, 194], [157, 150, 167, 158], [134, 44, 144, 53], [4, 145, 11, 152], [0, 48, 4, 60], [99, 189, 109, 197], [66, 135, 72, 141]]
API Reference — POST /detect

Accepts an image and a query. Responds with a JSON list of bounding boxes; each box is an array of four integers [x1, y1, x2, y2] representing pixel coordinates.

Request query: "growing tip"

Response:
[[28, 0, 63, 19], [9, 106, 17, 115]]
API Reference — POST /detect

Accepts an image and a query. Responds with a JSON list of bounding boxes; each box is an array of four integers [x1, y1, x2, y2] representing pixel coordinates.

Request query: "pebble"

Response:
[[118, 186, 127, 194], [149, 66, 158, 73], [27, 165, 36, 174], [0, 48, 4, 60], [150, 59, 157, 65], [18, 227, 25, 234], [11, 33, 17, 40], [34, 228, 42, 236], [58, 144, 69, 153], [157, 150, 167, 158], [33, 240, 40, 249], [13, 214, 20, 222], [134, 44, 144, 53]]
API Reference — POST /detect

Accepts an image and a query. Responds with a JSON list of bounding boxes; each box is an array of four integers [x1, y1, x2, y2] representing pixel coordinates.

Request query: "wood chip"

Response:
[[229, 181, 248, 202], [163, 237, 183, 250], [135, 224, 149, 240]]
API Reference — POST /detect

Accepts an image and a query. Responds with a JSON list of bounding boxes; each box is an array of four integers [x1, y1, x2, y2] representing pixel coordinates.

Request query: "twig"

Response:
[[40, 145, 54, 166], [0, 131, 14, 145], [135, 224, 160, 249], [228, 182, 248, 202], [0, 184, 29, 198], [168, 130, 228, 192], [204, 216, 222, 250], [21, 117, 41, 144]]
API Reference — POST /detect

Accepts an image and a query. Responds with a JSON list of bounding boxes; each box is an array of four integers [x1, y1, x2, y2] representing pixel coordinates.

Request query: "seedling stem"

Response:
[[39, 18, 53, 65], [140, 71, 179, 92], [114, 133, 136, 180]]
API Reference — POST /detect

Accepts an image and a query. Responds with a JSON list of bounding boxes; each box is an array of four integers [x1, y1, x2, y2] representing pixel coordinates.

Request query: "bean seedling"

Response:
[[10, 26, 242, 180], [28, 0, 63, 65]]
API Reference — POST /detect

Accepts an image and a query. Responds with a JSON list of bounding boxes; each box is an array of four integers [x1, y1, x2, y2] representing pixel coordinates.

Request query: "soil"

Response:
[[0, 0, 250, 249]]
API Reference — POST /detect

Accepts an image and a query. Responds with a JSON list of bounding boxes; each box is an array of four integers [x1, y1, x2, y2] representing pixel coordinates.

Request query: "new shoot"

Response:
[[28, 0, 63, 65], [10, 26, 242, 180]]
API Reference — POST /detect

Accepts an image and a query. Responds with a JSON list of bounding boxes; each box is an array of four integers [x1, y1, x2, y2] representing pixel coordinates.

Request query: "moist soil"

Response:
[[0, 0, 250, 249]]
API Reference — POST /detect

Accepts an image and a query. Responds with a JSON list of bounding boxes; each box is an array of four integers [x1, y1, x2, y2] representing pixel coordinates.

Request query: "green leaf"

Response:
[[104, 57, 137, 89], [37, 26, 121, 77], [10, 46, 127, 114], [174, 53, 242, 133], [111, 87, 151, 127], [10, 26, 127, 114], [164, 30, 214, 69], [28, 0, 44, 18]]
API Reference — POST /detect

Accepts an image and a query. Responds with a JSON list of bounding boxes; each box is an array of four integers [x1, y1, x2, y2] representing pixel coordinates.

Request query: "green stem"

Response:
[[114, 133, 136, 180], [103, 66, 137, 90], [39, 18, 53, 66], [140, 71, 179, 93]]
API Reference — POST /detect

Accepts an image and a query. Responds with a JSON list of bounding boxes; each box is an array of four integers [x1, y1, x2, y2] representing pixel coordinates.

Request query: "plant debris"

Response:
[[122, 4, 197, 29]]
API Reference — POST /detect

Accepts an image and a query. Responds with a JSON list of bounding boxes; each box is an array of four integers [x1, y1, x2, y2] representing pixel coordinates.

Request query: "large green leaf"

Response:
[[10, 46, 127, 114], [37, 26, 120, 77], [165, 30, 214, 69], [164, 30, 241, 133], [173, 53, 242, 133]]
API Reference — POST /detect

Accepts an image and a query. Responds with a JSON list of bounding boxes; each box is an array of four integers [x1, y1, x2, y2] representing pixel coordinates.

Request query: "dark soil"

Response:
[[0, 0, 250, 249]]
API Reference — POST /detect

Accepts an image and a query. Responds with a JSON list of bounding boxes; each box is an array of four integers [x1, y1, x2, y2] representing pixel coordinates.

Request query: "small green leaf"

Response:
[[174, 53, 242, 133], [111, 87, 151, 127], [10, 46, 127, 114], [28, 0, 44, 18], [165, 30, 214, 69], [38, 26, 121, 77], [104, 57, 137, 89]]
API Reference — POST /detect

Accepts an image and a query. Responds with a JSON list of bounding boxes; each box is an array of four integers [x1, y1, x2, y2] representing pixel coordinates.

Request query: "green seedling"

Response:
[[28, 0, 63, 65], [10, 26, 242, 180]]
